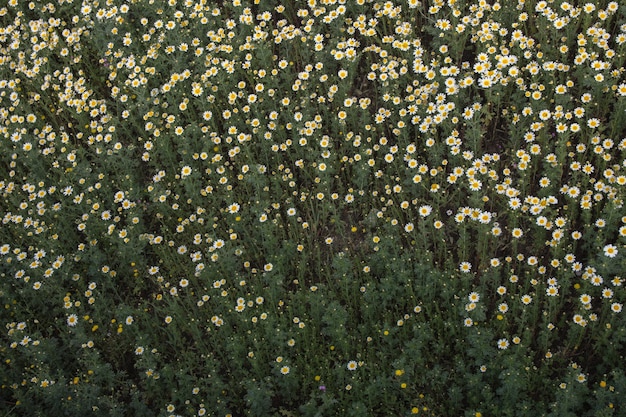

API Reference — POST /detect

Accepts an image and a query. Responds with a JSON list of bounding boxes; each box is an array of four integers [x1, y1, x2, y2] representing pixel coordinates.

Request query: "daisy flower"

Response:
[[603, 244, 618, 258], [67, 314, 78, 327]]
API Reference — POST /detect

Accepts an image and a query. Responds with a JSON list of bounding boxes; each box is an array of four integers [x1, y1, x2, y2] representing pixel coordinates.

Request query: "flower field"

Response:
[[1, 0, 626, 415]]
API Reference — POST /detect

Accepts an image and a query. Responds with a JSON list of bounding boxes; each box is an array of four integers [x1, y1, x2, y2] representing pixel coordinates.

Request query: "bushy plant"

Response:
[[1, 0, 625, 415]]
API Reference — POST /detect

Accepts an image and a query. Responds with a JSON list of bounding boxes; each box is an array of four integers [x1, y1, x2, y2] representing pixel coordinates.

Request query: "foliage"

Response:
[[1, 0, 625, 415]]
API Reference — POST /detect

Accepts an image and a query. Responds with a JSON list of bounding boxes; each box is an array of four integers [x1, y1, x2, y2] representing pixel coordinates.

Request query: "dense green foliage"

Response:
[[1, 0, 626, 415]]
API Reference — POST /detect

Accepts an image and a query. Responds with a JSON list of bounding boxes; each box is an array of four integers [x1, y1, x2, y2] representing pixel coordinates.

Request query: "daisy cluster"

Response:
[[1, 0, 625, 415]]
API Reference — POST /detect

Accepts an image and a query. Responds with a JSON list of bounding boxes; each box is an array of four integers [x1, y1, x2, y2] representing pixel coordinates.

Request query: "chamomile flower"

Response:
[[459, 262, 472, 273], [603, 244, 618, 258], [419, 205, 433, 217], [181, 166, 192, 177], [67, 314, 78, 327]]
